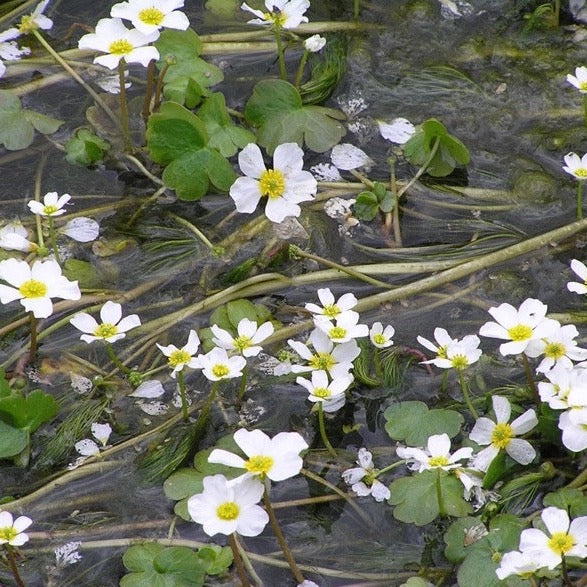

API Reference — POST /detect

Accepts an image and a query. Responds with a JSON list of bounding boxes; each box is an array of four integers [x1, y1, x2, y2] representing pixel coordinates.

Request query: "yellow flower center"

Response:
[[373, 333, 387, 345], [437, 345, 448, 359], [245, 455, 274, 475], [322, 304, 340, 318], [491, 422, 514, 449], [0, 526, 18, 542], [212, 364, 230, 378], [234, 335, 253, 352], [138, 7, 164, 25], [507, 324, 533, 341], [19, 279, 48, 299], [547, 531, 575, 555], [312, 387, 331, 399], [168, 349, 191, 368], [580, 81, 587, 91], [328, 326, 347, 340], [575, 167, 587, 178], [216, 501, 240, 521], [18, 15, 36, 34], [264, 10, 286, 26], [43, 204, 59, 215], [309, 352, 335, 371], [428, 455, 450, 467], [544, 342, 566, 360], [451, 355, 469, 370], [259, 169, 285, 199], [94, 323, 118, 339], [108, 39, 134, 56]]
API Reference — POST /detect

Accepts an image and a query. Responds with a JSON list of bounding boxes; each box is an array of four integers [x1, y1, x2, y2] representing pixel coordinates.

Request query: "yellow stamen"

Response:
[[259, 169, 285, 199], [245, 455, 274, 475], [491, 422, 514, 449], [309, 353, 335, 371], [94, 323, 118, 339], [507, 324, 533, 341], [312, 387, 331, 399], [168, 349, 191, 368], [19, 279, 47, 299], [428, 455, 449, 467], [138, 7, 164, 25], [212, 364, 229, 378], [108, 39, 133, 55], [547, 531, 575, 555], [216, 502, 239, 520]]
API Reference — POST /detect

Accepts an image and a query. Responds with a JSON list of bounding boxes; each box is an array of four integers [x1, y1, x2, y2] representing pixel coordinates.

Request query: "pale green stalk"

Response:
[[317, 402, 336, 457], [577, 180, 584, 219], [458, 370, 478, 419], [228, 533, 251, 587], [104, 341, 132, 375], [4, 545, 25, 587], [118, 58, 132, 152], [47, 215, 61, 265], [294, 49, 310, 88], [273, 23, 287, 80], [177, 370, 189, 421]]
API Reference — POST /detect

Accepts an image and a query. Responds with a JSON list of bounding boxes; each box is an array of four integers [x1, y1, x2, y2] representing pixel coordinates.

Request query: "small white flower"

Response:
[[296, 369, 352, 412], [208, 428, 308, 482], [563, 152, 587, 180], [0, 28, 30, 76], [54, 541, 82, 567], [211, 318, 274, 357], [558, 406, 587, 452], [0, 221, 35, 252], [0, 258, 80, 318], [27, 191, 71, 217], [567, 259, 587, 294], [70, 301, 141, 343], [229, 142, 317, 223], [396, 433, 473, 473], [110, 0, 189, 35], [193, 347, 246, 381], [60, 217, 100, 242], [305, 288, 358, 322], [422, 336, 482, 370], [417, 327, 458, 359], [369, 322, 395, 348], [518, 507, 587, 570], [341, 448, 391, 502], [304, 34, 326, 53], [330, 143, 373, 171], [157, 330, 200, 378], [478, 298, 549, 356], [377, 117, 416, 144], [17, 0, 53, 34], [469, 395, 538, 471], [537, 363, 587, 411], [241, 0, 310, 29], [90, 422, 112, 447], [314, 312, 369, 344], [78, 18, 159, 70], [495, 550, 543, 580], [567, 66, 587, 93], [187, 474, 268, 537], [0, 511, 33, 546]]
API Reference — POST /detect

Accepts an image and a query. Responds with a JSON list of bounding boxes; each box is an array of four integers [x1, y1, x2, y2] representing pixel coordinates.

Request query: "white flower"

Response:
[[0, 258, 80, 318], [288, 327, 360, 378], [78, 18, 159, 70], [70, 301, 141, 343], [396, 433, 473, 473], [518, 507, 587, 570], [0, 221, 35, 252], [495, 550, 543, 579], [559, 406, 587, 452], [563, 152, 587, 180], [304, 34, 326, 52], [567, 259, 587, 294], [296, 369, 352, 413], [478, 298, 549, 356], [208, 428, 308, 482], [188, 474, 268, 537], [305, 288, 358, 322], [537, 363, 587, 411], [0, 28, 30, 74], [422, 336, 482, 370], [369, 322, 395, 348], [524, 319, 587, 372], [27, 191, 71, 217], [193, 347, 246, 381], [60, 217, 100, 242], [469, 396, 538, 471], [342, 447, 391, 502], [314, 312, 369, 344], [330, 143, 373, 171], [241, 0, 310, 29], [0, 511, 33, 546], [157, 330, 200, 378], [229, 142, 317, 223], [111, 0, 189, 35], [377, 117, 416, 144], [17, 0, 53, 34], [567, 66, 587, 93], [54, 541, 82, 567], [417, 327, 458, 359], [90, 422, 112, 447], [211, 318, 274, 357]]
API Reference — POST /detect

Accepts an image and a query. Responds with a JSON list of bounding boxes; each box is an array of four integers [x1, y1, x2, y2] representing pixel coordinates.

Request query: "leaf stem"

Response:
[[397, 136, 441, 199]]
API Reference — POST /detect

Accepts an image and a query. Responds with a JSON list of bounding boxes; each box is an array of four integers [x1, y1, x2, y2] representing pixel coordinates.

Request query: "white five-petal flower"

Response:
[[296, 369, 353, 413], [193, 346, 246, 381], [305, 288, 358, 322], [211, 318, 274, 357], [70, 301, 141, 343], [27, 191, 71, 217], [110, 0, 189, 34], [17, 0, 53, 34], [369, 322, 395, 348], [0, 511, 33, 546], [241, 0, 310, 29], [0, 221, 35, 252], [396, 433, 473, 473], [563, 152, 587, 180], [567, 66, 587, 93], [229, 142, 317, 223], [558, 406, 587, 452], [156, 330, 200, 377], [469, 395, 538, 471], [313, 312, 369, 344], [495, 550, 544, 580], [341, 447, 391, 502], [421, 335, 482, 370]]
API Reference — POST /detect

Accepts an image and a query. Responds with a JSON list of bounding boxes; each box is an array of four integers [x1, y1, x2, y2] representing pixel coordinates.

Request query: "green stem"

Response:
[[273, 24, 287, 80], [29, 312, 38, 363], [142, 58, 156, 119], [104, 341, 132, 375], [458, 370, 478, 419], [193, 381, 220, 436], [389, 156, 402, 246], [436, 468, 446, 516], [317, 402, 336, 457], [47, 216, 61, 265], [567, 466, 587, 488], [118, 58, 132, 152], [375, 459, 406, 477], [4, 545, 25, 587], [373, 347, 382, 379], [521, 354, 539, 405], [397, 136, 441, 199], [238, 364, 248, 405], [294, 49, 309, 89], [228, 533, 251, 587], [262, 488, 305, 584], [177, 370, 189, 422], [577, 180, 584, 220], [354, 0, 360, 21]]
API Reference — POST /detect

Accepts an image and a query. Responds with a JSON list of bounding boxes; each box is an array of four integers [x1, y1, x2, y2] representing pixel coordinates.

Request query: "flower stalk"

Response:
[[273, 23, 287, 80], [228, 533, 251, 587], [458, 370, 478, 419], [577, 180, 584, 220], [4, 545, 25, 587], [177, 370, 189, 421], [118, 58, 132, 152], [317, 402, 336, 457], [105, 341, 132, 375], [47, 215, 61, 265]]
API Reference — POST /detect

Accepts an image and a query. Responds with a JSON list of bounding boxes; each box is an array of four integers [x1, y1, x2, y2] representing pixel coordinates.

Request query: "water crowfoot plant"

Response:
[[562, 152, 587, 219], [0, 511, 32, 587]]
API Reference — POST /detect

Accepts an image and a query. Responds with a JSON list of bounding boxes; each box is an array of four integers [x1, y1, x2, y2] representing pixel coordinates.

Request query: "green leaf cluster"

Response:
[[65, 128, 110, 166], [383, 400, 464, 445], [121, 542, 232, 587], [156, 29, 224, 108], [146, 101, 237, 200], [0, 90, 63, 150], [244, 79, 346, 154], [403, 118, 469, 177], [354, 181, 394, 221]]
